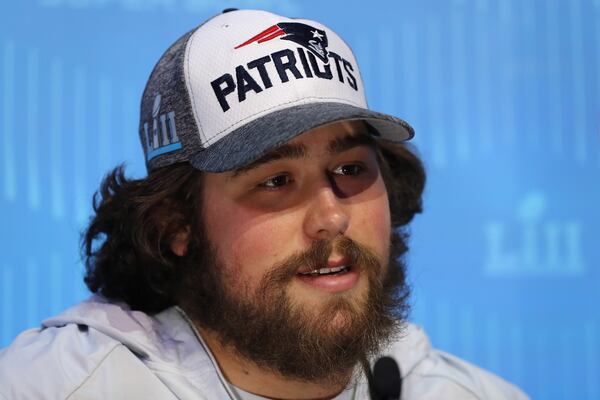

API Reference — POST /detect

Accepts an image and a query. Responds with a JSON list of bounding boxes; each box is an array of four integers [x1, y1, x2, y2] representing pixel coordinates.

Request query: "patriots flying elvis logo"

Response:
[[235, 22, 329, 63]]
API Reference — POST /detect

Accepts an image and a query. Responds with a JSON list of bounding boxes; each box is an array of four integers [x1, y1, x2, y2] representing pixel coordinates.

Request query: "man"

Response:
[[0, 9, 528, 400]]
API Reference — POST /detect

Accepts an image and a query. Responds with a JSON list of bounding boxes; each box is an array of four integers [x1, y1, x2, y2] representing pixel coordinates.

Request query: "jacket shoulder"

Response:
[[68, 344, 178, 400], [409, 349, 529, 399], [388, 325, 529, 400], [0, 324, 176, 400]]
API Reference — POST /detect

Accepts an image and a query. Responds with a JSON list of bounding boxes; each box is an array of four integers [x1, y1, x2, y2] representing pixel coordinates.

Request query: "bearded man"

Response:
[[0, 9, 528, 400]]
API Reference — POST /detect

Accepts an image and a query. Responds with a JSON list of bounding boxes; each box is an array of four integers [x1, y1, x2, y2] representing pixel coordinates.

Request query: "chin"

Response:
[[291, 281, 370, 320]]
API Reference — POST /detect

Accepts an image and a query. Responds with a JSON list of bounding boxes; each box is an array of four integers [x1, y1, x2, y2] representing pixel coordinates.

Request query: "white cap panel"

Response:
[[185, 10, 367, 147]]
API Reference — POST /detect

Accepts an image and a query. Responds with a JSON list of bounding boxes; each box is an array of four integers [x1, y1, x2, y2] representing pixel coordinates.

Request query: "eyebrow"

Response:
[[231, 143, 308, 177], [327, 133, 375, 154], [231, 133, 375, 178]]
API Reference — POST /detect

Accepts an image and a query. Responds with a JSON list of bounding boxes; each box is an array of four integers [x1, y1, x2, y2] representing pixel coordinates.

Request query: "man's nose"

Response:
[[303, 185, 350, 241]]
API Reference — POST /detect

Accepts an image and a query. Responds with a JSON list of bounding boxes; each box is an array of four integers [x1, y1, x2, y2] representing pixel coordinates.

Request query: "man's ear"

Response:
[[170, 226, 190, 257]]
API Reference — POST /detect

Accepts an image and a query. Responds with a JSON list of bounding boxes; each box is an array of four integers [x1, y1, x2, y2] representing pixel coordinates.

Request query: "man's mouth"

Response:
[[297, 265, 351, 276], [295, 263, 359, 293]]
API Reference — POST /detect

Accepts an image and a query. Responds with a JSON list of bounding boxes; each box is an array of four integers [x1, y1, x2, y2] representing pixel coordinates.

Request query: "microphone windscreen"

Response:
[[373, 356, 401, 399]]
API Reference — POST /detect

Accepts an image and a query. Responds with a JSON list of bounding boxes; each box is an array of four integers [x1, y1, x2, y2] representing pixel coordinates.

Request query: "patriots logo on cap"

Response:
[[235, 22, 329, 63]]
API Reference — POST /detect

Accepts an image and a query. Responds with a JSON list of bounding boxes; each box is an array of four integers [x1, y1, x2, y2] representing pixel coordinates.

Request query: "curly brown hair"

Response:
[[82, 141, 426, 314]]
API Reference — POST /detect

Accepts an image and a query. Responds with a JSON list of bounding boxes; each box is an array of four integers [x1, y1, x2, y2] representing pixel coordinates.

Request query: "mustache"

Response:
[[263, 236, 383, 286]]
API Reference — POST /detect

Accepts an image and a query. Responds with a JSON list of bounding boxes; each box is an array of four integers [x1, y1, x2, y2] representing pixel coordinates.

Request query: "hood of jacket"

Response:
[[42, 295, 431, 380], [2, 295, 527, 399]]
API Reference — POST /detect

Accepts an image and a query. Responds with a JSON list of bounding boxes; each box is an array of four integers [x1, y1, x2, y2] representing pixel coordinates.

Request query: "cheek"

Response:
[[349, 180, 391, 262], [203, 193, 299, 284]]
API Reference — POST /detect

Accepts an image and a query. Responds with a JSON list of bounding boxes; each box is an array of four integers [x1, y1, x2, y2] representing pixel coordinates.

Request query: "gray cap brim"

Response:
[[189, 102, 414, 172]]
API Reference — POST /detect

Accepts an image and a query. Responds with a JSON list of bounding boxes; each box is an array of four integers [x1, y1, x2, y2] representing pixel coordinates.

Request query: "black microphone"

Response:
[[364, 356, 402, 400]]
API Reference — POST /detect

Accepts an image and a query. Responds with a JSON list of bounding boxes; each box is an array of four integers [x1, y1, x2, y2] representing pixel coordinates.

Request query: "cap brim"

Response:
[[189, 102, 414, 172]]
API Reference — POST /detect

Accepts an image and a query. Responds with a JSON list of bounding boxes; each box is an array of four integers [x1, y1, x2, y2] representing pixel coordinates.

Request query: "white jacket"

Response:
[[0, 296, 528, 399]]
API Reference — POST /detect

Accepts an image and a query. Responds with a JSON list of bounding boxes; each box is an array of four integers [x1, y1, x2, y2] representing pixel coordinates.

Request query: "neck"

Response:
[[198, 326, 354, 400]]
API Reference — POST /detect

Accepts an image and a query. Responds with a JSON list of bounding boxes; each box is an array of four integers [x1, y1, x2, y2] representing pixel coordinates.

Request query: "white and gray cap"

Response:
[[139, 8, 414, 173]]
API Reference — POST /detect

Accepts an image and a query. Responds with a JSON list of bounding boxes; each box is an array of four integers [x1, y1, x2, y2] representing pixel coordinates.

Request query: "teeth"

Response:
[[299, 265, 349, 276]]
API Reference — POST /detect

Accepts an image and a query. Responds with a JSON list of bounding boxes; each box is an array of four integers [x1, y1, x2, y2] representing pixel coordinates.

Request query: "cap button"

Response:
[[222, 8, 238, 13]]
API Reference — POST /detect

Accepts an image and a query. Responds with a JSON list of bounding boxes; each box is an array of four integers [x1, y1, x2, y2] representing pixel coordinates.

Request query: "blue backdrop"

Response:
[[1, 1, 599, 398]]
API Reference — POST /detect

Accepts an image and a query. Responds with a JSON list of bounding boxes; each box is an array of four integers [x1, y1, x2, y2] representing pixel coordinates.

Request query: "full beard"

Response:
[[178, 232, 410, 386]]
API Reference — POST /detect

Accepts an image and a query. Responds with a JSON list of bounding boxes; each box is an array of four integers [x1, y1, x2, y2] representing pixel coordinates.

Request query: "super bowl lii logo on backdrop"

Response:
[[483, 192, 584, 277], [143, 94, 181, 161]]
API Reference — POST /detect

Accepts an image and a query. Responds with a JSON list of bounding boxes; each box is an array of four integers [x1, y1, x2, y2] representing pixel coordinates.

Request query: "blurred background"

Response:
[[1, 0, 598, 398]]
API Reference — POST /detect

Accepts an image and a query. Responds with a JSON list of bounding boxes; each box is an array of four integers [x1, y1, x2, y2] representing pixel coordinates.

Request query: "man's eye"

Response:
[[332, 164, 364, 176], [259, 174, 292, 189]]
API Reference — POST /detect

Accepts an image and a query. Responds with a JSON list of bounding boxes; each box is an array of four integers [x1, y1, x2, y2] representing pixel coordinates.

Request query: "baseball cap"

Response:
[[139, 8, 414, 173]]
